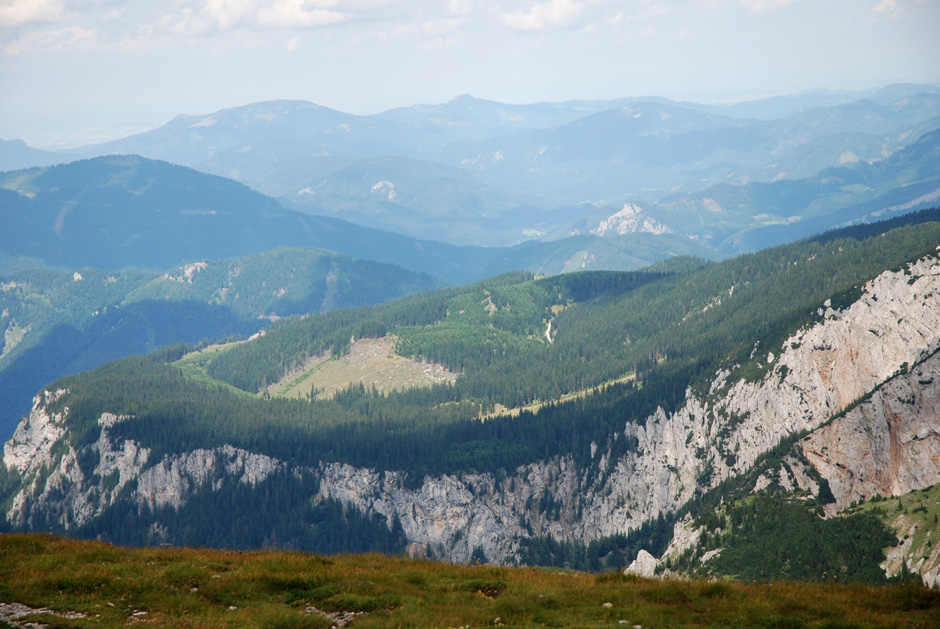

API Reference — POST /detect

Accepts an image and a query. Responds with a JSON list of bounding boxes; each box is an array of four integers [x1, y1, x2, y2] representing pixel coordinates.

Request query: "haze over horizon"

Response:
[[1, 0, 938, 149]]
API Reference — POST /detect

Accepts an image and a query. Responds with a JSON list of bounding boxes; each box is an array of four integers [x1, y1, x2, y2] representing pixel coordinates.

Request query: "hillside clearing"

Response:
[[266, 336, 458, 400]]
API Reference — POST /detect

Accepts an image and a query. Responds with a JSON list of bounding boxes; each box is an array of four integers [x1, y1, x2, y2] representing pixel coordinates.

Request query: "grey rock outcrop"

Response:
[[3, 403, 285, 530], [624, 549, 658, 578], [3, 388, 68, 476]]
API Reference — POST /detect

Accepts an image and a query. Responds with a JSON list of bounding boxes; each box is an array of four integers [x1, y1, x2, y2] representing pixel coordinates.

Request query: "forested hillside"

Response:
[[0, 247, 441, 439], [1, 208, 939, 581]]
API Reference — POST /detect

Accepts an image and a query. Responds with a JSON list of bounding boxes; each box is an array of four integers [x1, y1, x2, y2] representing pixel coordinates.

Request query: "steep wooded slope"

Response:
[[1, 213, 939, 583]]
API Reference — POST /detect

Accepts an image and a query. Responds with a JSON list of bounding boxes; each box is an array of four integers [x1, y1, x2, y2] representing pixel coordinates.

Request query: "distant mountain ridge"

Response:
[[652, 126, 940, 252], [0, 138, 67, 172], [4, 84, 939, 251], [0, 155, 714, 282]]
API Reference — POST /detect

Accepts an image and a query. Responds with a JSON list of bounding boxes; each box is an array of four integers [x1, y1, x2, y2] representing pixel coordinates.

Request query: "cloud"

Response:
[[448, 0, 474, 16], [501, 0, 584, 32], [3, 24, 95, 54], [201, 0, 257, 30], [167, 0, 352, 33], [872, 0, 898, 13], [739, 0, 797, 13], [257, 0, 347, 28], [0, 0, 66, 28], [420, 17, 464, 35]]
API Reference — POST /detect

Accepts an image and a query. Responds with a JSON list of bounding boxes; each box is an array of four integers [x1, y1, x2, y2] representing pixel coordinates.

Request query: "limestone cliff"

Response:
[[3, 404, 284, 530], [800, 350, 940, 512]]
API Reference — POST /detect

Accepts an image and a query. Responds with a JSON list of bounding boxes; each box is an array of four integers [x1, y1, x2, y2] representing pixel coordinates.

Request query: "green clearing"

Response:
[[851, 484, 940, 581], [175, 342, 259, 400]]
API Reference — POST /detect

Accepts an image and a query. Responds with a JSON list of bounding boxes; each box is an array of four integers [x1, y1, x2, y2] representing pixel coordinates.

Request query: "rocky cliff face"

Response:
[[3, 403, 284, 531], [800, 350, 940, 512], [3, 252, 940, 572]]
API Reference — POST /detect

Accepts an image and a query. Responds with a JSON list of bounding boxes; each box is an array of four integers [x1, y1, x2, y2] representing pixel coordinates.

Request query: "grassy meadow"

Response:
[[1, 534, 939, 628]]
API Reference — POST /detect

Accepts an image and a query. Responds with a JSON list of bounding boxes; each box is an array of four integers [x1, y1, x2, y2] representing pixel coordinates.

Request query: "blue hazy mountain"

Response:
[[0, 138, 68, 172], [651, 127, 940, 252], [2, 86, 938, 253], [372, 93, 635, 142], [0, 155, 708, 282], [80, 100, 439, 163]]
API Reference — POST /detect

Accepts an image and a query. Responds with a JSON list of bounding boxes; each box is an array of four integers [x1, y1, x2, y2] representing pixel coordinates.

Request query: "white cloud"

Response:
[[501, 0, 584, 32], [448, 0, 473, 16], [421, 17, 464, 35], [166, 0, 350, 33], [285, 34, 298, 49], [872, 0, 898, 13], [257, 0, 347, 28], [739, 0, 796, 13], [3, 24, 95, 54], [0, 0, 66, 28], [201, 0, 258, 30]]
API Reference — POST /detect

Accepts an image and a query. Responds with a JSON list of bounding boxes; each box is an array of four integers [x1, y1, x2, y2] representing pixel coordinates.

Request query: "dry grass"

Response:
[[265, 336, 457, 400], [480, 372, 637, 421], [2, 534, 939, 628]]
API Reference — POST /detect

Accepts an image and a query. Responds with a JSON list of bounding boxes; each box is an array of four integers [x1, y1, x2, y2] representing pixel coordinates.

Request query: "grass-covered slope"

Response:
[[1, 533, 938, 628]]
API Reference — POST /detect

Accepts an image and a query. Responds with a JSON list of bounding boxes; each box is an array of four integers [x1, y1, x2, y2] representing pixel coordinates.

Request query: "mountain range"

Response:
[[2, 209, 939, 585], [3, 84, 939, 250], [0, 246, 445, 439], [0, 154, 714, 283], [1, 85, 940, 585], [0, 154, 709, 440]]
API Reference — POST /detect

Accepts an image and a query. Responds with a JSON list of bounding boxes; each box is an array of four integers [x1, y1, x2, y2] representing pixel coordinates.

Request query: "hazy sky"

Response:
[[2, 0, 939, 148]]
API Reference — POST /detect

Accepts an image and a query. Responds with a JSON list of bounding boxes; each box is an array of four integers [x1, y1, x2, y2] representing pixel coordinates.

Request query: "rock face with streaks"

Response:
[[800, 351, 940, 512], [3, 389, 68, 477]]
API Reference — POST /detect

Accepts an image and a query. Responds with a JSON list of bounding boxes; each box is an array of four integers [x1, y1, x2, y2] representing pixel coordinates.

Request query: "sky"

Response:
[[1, 0, 939, 148]]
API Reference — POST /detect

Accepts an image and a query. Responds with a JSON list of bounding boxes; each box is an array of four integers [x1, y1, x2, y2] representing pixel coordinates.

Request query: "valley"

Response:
[[2, 208, 939, 587], [2, 84, 940, 595]]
